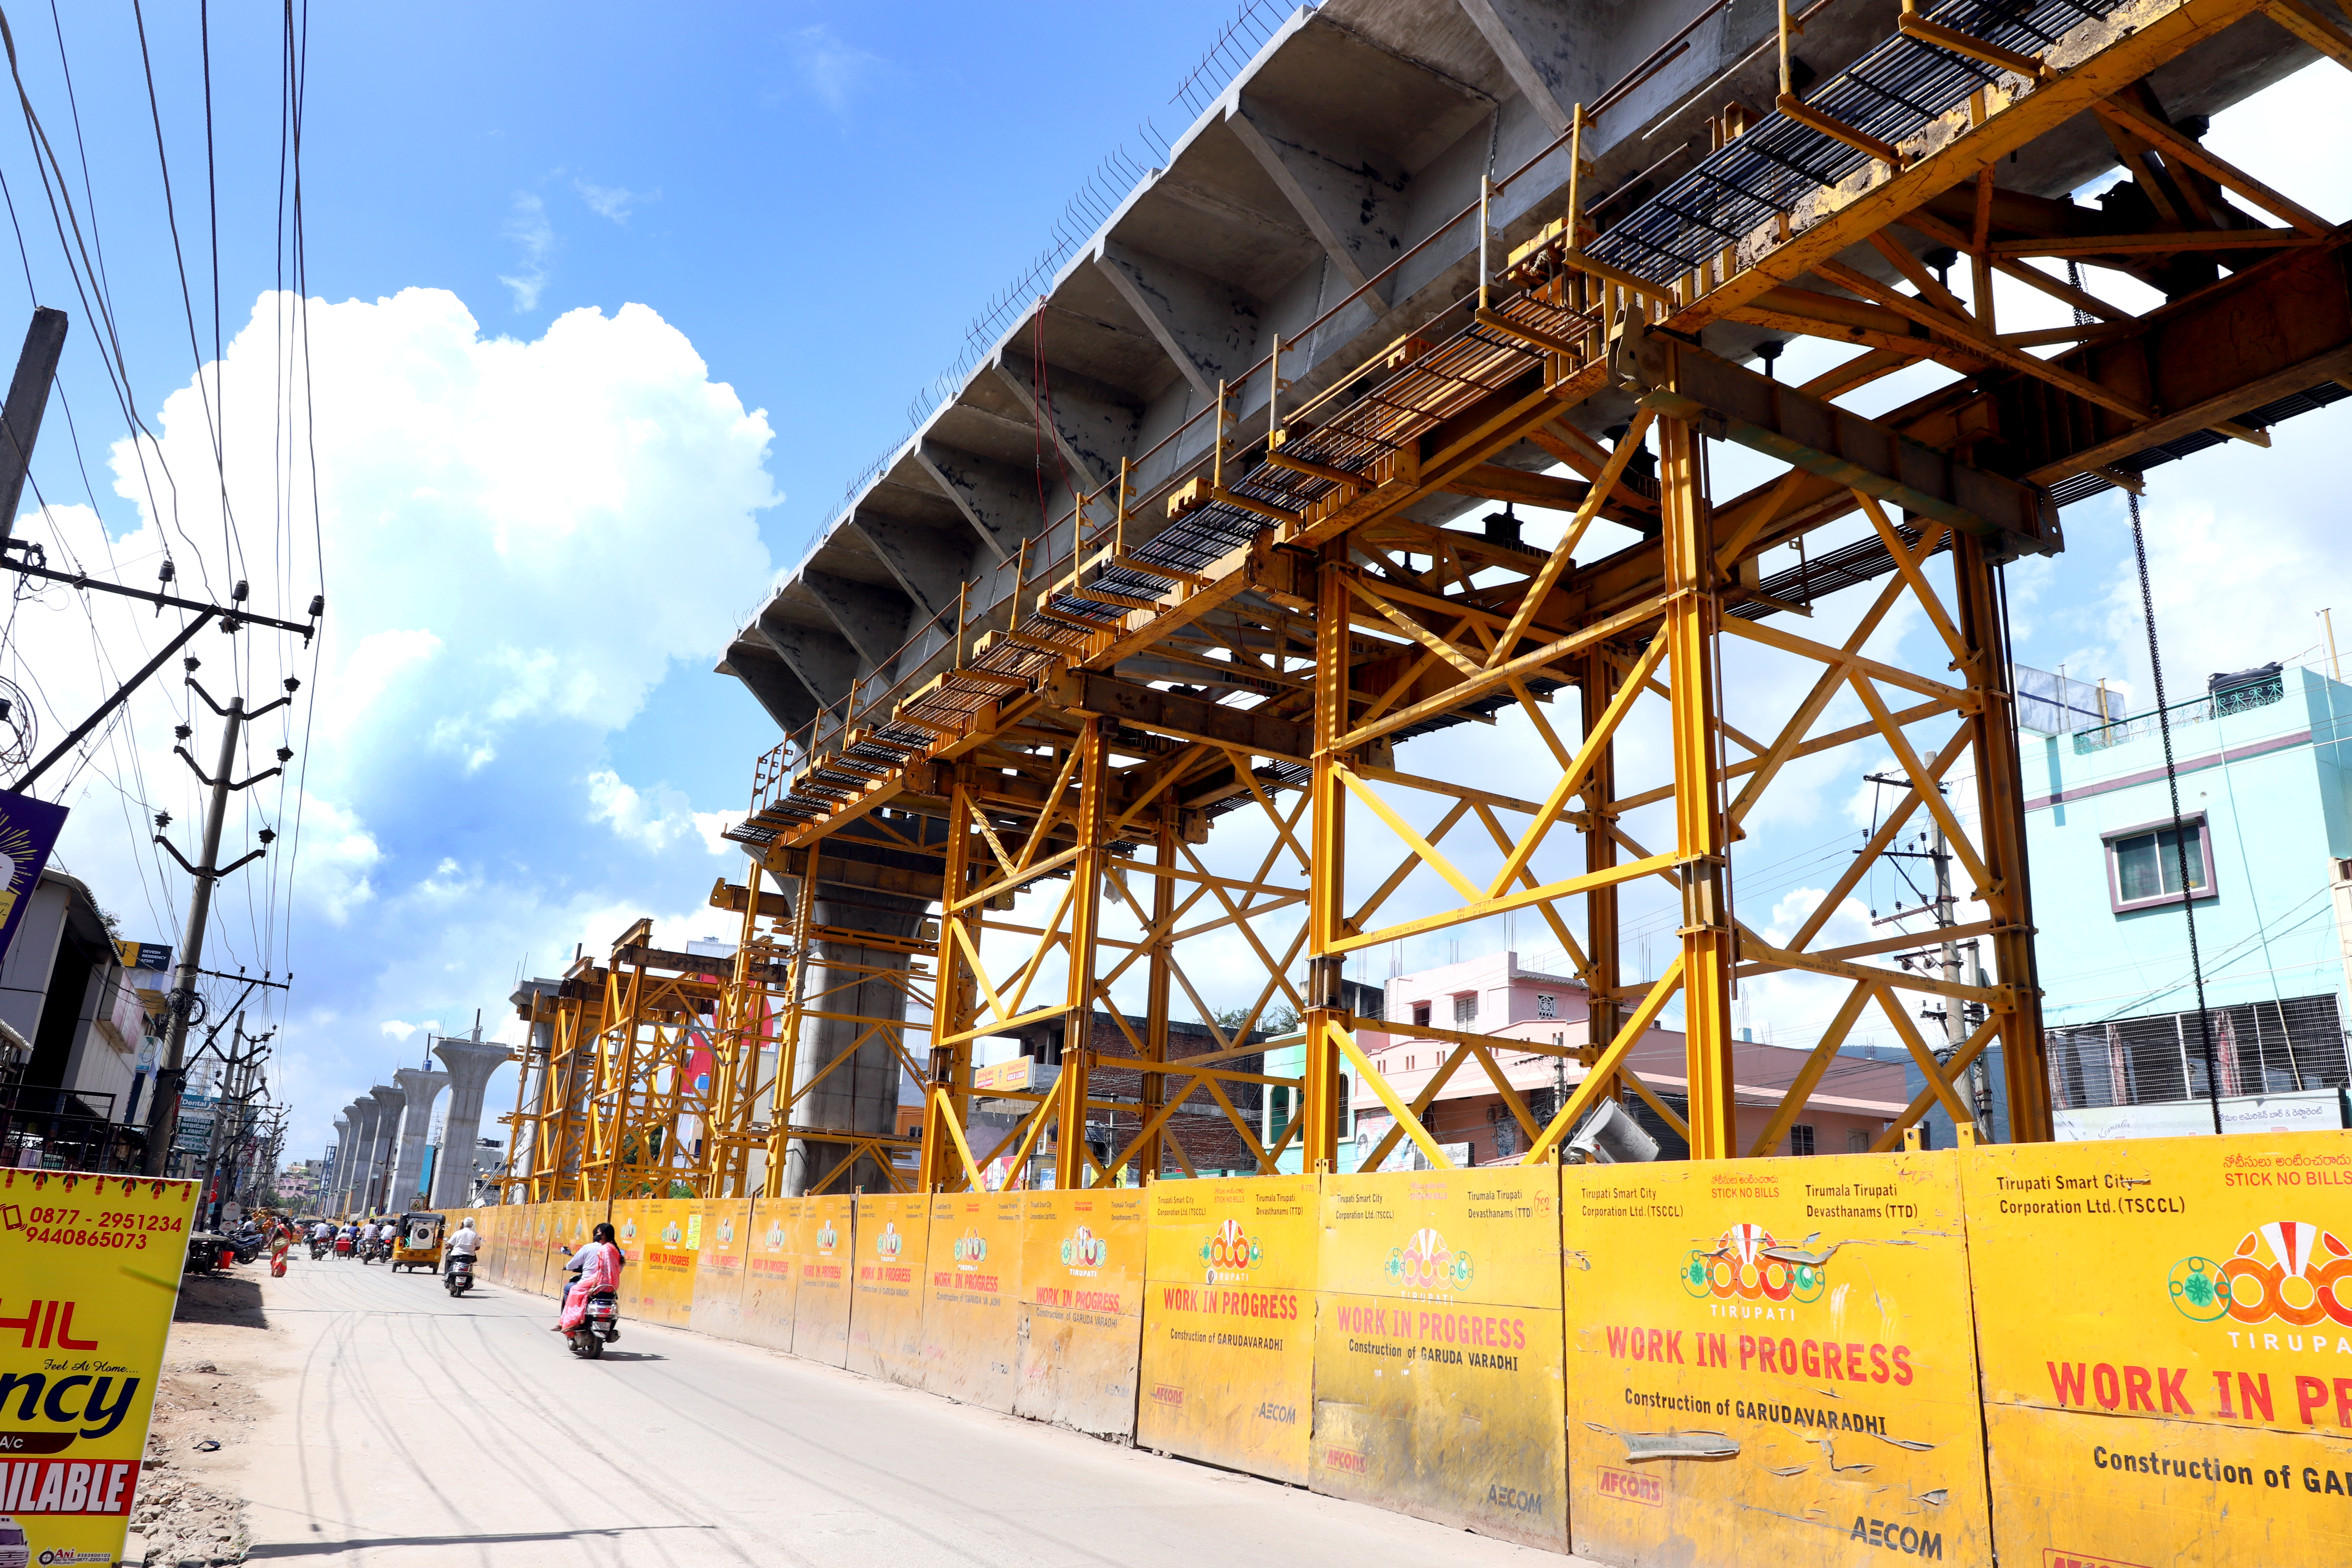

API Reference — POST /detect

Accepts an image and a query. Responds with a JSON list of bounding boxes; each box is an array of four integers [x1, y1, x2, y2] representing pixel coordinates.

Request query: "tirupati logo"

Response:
[[660, 1220, 683, 1244], [718, 1217, 735, 1245], [2170, 1221, 2352, 1326], [876, 1222, 904, 1261], [620, 1217, 639, 1243], [954, 1230, 988, 1268], [765, 1220, 786, 1251], [1061, 1226, 1108, 1272], [1681, 1224, 1832, 1304], [1386, 1228, 1473, 1292], [1200, 1218, 1260, 1283], [815, 1220, 840, 1255]]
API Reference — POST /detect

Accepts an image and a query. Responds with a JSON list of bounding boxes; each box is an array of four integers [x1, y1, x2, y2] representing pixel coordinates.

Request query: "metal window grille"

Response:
[[1789, 1125, 1816, 1157], [2045, 992, 2348, 1109]]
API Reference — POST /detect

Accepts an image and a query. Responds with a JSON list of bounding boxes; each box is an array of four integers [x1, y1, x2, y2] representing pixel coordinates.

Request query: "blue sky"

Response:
[[3, 6, 2347, 1160]]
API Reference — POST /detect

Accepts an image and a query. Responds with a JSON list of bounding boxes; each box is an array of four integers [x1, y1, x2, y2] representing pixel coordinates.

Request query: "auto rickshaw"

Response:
[[391, 1210, 446, 1273]]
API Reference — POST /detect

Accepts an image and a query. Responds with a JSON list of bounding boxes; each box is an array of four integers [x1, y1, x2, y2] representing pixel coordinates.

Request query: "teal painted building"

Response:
[[2007, 662, 2352, 1129]]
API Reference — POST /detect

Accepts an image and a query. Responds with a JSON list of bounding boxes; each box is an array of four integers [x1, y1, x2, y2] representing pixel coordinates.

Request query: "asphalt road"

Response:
[[227, 1254, 1589, 1567]]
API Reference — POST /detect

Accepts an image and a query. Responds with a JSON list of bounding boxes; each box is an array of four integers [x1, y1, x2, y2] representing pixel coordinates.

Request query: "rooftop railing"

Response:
[[2073, 671, 2285, 754]]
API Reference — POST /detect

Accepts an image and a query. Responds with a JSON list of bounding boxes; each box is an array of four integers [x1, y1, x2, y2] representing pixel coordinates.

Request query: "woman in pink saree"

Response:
[[556, 1222, 625, 1331]]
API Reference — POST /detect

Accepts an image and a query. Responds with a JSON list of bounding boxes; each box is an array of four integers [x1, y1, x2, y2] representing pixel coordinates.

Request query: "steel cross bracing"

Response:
[[573, 0, 2347, 1200]]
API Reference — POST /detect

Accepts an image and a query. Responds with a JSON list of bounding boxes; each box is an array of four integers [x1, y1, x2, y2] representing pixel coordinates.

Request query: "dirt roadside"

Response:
[[130, 1269, 281, 1568]]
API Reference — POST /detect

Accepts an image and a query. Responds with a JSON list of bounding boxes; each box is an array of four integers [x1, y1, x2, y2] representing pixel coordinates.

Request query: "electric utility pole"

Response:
[[144, 670, 296, 1176]]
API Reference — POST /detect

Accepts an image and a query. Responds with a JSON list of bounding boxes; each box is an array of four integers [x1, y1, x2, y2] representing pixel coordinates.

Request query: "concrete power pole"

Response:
[[1929, 818, 1995, 1130], [143, 675, 294, 1177]]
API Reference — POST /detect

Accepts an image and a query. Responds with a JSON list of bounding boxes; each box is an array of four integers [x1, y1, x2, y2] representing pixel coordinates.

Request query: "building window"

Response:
[[1404, 1055, 1415, 1071], [1847, 1129, 1869, 1154], [1789, 1124, 1816, 1157], [1453, 994, 1478, 1024], [1412, 1002, 1432, 1027], [2104, 815, 2216, 913], [1536, 993, 1557, 1020]]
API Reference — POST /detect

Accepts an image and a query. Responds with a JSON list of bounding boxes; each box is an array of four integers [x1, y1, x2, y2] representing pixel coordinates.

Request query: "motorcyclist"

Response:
[[444, 1217, 481, 1279], [556, 1222, 624, 1334]]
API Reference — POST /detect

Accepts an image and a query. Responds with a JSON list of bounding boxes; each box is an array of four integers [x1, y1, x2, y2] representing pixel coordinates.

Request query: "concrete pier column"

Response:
[[335, 1097, 378, 1214], [432, 1036, 510, 1208], [363, 1085, 405, 1214], [785, 887, 929, 1196], [391, 1065, 449, 1211], [328, 1118, 347, 1208]]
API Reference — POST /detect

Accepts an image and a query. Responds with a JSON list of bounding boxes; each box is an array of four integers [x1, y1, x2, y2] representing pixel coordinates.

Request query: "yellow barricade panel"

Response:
[[849, 1192, 931, 1385], [1015, 1189, 1146, 1439], [689, 1198, 752, 1339], [1137, 1173, 1320, 1484], [1965, 1133, 2352, 1565], [917, 1192, 1024, 1411], [736, 1196, 802, 1352], [1313, 1166, 1567, 1550], [634, 1199, 703, 1327], [478, 1205, 509, 1285], [792, 1196, 855, 1366], [612, 1202, 654, 1319], [1563, 1153, 1992, 1567], [0, 1171, 199, 1568], [552, 1202, 593, 1298]]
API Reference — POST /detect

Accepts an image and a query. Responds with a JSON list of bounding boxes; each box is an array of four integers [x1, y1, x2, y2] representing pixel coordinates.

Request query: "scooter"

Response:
[[562, 1266, 619, 1359], [444, 1253, 476, 1297]]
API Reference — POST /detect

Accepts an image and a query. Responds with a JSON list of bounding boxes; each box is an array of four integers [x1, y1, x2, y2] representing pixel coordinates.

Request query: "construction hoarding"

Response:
[[1562, 1153, 1992, 1567], [1015, 1188, 1146, 1438], [0, 1171, 198, 1568], [689, 1198, 752, 1338], [849, 1192, 931, 1385], [626, 1199, 704, 1327], [793, 1195, 855, 1366], [918, 1191, 1025, 1410], [1965, 1132, 2352, 1566], [735, 1195, 802, 1351], [1313, 1166, 1568, 1550], [1136, 1173, 1320, 1483]]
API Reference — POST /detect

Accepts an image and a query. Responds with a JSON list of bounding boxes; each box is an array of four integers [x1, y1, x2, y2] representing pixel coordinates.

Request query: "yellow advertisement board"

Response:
[[689, 1198, 751, 1340], [736, 1196, 802, 1352], [917, 1192, 1024, 1411], [629, 1198, 703, 1328], [1313, 1166, 1567, 1550], [1015, 1188, 1146, 1439], [1965, 1132, 2352, 1565], [1136, 1173, 1320, 1484], [0, 1171, 199, 1568], [611, 1201, 650, 1318], [848, 1192, 930, 1386], [791, 1194, 855, 1367], [1562, 1153, 1992, 1567]]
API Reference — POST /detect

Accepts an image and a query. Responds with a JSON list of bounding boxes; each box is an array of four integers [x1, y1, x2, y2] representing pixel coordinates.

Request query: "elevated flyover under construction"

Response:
[[499, 1, 2352, 1561]]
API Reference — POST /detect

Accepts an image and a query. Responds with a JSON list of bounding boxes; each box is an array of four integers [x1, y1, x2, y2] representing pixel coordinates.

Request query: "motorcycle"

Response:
[[360, 1236, 387, 1265], [444, 1253, 476, 1297], [309, 1238, 328, 1261], [562, 1266, 619, 1359]]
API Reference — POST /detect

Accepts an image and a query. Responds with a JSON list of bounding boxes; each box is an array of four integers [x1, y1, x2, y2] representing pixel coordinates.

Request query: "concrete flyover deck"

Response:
[[228, 1256, 1585, 1567]]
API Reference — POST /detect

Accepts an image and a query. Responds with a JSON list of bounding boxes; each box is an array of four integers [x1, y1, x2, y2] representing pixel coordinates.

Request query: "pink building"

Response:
[[1351, 951, 1909, 1164]]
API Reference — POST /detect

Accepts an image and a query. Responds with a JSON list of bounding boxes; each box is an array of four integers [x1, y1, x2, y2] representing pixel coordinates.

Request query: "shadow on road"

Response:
[[175, 1271, 268, 1328], [249, 1525, 719, 1557]]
